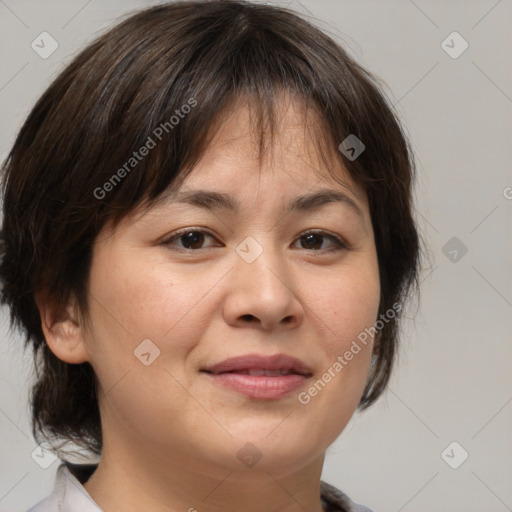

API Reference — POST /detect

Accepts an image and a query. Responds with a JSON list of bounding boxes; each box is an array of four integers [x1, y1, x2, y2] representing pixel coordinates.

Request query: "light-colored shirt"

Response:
[[27, 463, 375, 512]]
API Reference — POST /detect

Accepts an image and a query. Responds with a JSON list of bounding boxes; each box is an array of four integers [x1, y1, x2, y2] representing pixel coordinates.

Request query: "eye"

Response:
[[162, 228, 347, 253], [293, 230, 348, 252], [162, 229, 219, 251]]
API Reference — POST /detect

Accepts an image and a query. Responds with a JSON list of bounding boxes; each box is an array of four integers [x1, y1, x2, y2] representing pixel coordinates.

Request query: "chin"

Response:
[[208, 425, 325, 472]]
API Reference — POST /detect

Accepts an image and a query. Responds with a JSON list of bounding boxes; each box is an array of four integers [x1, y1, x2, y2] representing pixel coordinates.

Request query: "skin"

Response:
[[37, 95, 381, 512]]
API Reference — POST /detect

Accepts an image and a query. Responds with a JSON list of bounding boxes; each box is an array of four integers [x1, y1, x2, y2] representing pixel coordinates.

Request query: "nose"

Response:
[[222, 242, 304, 331]]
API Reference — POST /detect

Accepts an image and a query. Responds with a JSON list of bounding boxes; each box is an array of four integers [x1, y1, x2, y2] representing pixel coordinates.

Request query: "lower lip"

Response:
[[203, 372, 310, 399]]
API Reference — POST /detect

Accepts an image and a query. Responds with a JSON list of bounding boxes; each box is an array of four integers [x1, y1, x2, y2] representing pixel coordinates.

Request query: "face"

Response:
[[77, 96, 380, 478]]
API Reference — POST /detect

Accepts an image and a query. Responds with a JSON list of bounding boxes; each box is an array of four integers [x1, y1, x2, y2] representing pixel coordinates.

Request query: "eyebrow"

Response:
[[161, 188, 364, 219]]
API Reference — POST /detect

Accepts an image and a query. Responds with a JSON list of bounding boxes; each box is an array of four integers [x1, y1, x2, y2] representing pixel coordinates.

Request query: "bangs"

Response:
[[63, 1, 381, 230]]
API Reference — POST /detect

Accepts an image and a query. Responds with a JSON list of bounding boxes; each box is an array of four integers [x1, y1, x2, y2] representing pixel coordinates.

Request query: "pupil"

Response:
[[182, 231, 203, 249], [303, 234, 321, 250]]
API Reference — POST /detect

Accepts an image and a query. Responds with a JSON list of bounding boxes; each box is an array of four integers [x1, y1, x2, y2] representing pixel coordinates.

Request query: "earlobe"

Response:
[[35, 291, 90, 364]]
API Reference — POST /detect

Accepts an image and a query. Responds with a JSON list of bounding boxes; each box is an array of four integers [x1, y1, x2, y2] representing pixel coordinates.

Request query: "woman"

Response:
[[0, 1, 420, 510]]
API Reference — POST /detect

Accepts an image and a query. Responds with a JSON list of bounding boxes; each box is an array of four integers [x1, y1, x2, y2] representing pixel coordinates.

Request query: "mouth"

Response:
[[213, 368, 303, 376], [200, 353, 313, 399]]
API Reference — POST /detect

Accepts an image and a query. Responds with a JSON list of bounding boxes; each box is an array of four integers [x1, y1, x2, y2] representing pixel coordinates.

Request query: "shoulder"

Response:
[[26, 464, 67, 512], [26, 463, 100, 512], [26, 494, 59, 512], [320, 480, 376, 512]]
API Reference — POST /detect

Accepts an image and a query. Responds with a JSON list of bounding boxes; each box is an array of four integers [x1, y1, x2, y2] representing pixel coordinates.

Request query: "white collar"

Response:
[[28, 463, 102, 512]]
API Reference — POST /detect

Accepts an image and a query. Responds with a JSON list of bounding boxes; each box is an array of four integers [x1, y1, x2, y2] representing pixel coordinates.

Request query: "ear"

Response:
[[35, 291, 90, 364]]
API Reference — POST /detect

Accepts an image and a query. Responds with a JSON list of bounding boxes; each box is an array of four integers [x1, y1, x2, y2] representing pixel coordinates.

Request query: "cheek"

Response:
[[85, 247, 224, 378], [84, 254, 209, 428], [313, 262, 380, 353], [89, 245, 186, 334], [299, 259, 380, 409]]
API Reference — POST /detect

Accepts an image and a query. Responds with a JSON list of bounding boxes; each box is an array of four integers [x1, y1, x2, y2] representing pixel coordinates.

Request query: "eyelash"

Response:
[[161, 228, 348, 253]]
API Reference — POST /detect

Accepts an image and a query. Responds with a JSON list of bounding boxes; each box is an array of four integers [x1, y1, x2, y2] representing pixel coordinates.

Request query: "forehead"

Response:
[[177, 94, 363, 200], [110, 94, 370, 234]]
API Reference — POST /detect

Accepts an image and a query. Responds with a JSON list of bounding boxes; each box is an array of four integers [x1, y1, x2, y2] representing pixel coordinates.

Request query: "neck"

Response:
[[83, 436, 326, 512]]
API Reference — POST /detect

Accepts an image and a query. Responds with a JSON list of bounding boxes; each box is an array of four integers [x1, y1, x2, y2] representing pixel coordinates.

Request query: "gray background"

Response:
[[1, 1, 511, 511]]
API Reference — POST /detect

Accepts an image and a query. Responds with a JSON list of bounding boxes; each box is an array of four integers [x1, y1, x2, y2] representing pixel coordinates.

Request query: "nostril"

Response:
[[241, 314, 255, 322]]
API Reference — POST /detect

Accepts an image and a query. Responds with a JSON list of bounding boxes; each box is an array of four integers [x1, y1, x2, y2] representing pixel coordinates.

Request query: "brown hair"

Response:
[[0, 0, 421, 456]]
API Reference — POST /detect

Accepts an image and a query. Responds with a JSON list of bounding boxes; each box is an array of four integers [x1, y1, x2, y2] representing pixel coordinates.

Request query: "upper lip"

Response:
[[201, 353, 312, 376]]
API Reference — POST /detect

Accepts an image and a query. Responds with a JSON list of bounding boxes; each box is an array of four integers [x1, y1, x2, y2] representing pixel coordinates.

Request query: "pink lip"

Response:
[[202, 353, 312, 375], [201, 353, 312, 399]]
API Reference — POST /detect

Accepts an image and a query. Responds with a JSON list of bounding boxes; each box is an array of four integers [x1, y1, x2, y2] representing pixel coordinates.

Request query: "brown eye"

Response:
[[295, 231, 347, 252], [179, 231, 206, 249], [162, 228, 347, 253], [163, 229, 218, 251]]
